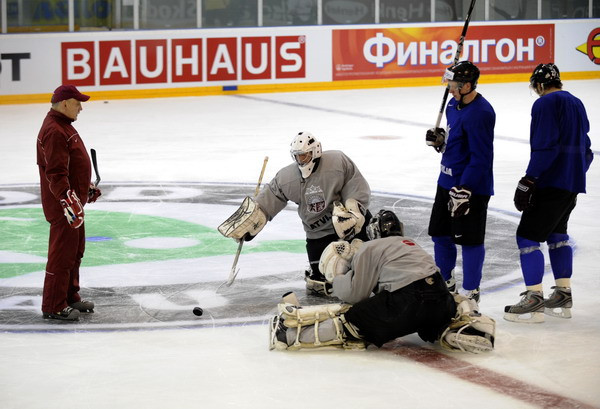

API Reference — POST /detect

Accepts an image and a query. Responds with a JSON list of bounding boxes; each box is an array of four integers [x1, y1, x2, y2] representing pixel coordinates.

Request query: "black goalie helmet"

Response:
[[443, 60, 480, 89], [530, 63, 561, 89], [366, 210, 404, 240]]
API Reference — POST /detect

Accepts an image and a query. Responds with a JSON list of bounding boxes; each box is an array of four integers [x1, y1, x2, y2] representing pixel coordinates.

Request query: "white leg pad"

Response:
[[441, 298, 496, 354], [272, 302, 365, 351]]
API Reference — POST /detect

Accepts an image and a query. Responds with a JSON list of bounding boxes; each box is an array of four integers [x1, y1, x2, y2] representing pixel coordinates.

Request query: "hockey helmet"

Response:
[[529, 63, 561, 90], [290, 132, 322, 178], [366, 210, 404, 240], [443, 61, 480, 89]]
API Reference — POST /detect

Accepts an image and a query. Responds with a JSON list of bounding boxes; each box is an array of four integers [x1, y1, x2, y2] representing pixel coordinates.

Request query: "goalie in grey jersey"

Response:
[[269, 210, 496, 354], [219, 132, 372, 295]]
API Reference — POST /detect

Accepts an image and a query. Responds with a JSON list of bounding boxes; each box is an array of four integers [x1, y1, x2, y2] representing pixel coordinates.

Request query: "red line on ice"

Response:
[[382, 340, 597, 409]]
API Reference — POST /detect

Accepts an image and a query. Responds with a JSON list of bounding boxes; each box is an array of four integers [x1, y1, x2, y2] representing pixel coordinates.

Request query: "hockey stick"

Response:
[[220, 156, 269, 288], [91, 148, 101, 187], [434, 0, 478, 129]]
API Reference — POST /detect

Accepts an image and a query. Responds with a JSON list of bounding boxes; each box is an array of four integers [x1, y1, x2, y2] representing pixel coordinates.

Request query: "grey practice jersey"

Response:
[[255, 150, 370, 239], [332, 236, 439, 304]]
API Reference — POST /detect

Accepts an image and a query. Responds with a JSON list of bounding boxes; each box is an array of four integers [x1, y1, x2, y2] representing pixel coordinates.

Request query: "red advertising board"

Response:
[[61, 35, 307, 86], [332, 24, 554, 80]]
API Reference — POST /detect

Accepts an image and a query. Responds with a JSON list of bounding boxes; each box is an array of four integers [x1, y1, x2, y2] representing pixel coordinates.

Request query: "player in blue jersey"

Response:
[[425, 61, 495, 303], [504, 63, 593, 323]]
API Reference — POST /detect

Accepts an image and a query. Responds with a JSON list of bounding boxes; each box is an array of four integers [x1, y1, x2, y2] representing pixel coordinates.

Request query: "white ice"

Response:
[[1, 80, 599, 409]]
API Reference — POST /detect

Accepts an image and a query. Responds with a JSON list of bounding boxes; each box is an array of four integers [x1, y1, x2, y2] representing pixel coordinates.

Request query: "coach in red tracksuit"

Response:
[[36, 85, 101, 321]]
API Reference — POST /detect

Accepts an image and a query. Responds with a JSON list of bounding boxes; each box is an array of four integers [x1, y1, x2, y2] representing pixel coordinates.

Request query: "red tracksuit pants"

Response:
[[42, 219, 85, 313]]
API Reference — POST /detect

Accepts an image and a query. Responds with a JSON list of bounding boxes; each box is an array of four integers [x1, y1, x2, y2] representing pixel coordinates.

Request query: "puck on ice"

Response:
[[193, 307, 203, 316]]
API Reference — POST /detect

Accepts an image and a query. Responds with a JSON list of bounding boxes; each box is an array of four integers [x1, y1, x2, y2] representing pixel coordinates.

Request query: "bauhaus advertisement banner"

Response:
[[0, 19, 598, 102]]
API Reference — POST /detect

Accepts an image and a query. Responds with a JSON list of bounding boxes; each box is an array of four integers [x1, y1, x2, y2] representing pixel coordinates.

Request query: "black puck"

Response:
[[192, 307, 203, 316]]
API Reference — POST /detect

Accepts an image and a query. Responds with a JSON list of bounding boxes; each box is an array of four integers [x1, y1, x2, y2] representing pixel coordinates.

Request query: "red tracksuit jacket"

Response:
[[36, 109, 91, 222]]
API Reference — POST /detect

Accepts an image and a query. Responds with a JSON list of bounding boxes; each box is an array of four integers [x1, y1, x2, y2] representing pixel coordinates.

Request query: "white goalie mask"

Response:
[[290, 132, 322, 178]]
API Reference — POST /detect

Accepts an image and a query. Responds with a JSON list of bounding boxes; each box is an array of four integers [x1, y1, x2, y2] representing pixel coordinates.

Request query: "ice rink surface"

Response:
[[1, 79, 599, 409]]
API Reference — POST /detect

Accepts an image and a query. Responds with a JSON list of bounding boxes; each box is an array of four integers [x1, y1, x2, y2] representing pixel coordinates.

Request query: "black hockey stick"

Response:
[[434, 0, 478, 129], [91, 148, 101, 187]]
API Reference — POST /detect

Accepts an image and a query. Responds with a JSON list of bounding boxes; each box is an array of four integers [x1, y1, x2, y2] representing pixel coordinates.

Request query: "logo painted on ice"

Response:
[[0, 182, 519, 332]]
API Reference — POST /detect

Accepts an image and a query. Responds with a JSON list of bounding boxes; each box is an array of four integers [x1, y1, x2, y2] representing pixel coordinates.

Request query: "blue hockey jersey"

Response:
[[526, 90, 593, 193], [438, 93, 495, 196]]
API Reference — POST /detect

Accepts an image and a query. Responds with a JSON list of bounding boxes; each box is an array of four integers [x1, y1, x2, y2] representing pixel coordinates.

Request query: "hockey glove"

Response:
[[60, 190, 84, 228], [218, 197, 267, 242], [319, 239, 363, 282], [426, 127, 446, 153], [448, 186, 471, 218], [332, 199, 366, 240], [514, 176, 535, 211], [88, 184, 102, 203]]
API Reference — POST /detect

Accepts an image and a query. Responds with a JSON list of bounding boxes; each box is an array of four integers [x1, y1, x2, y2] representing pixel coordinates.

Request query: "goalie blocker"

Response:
[[218, 196, 267, 241]]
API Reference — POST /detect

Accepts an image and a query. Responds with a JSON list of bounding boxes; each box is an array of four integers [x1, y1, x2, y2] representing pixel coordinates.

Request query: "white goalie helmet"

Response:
[[290, 132, 322, 178]]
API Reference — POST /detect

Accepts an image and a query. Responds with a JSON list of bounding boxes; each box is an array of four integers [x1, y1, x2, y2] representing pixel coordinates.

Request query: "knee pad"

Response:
[[547, 233, 569, 250], [516, 236, 541, 255]]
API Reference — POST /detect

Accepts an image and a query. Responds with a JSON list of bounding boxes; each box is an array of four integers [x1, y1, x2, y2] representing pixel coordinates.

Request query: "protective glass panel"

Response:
[[262, 0, 318, 26], [379, 0, 431, 23], [434, 0, 485, 22], [322, 0, 375, 25], [488, 0, 537, 20], [202, 0, 258, 28], [542, 0, 590, 19], [6, 0, 69, 32], [139, 0, 197, 29]]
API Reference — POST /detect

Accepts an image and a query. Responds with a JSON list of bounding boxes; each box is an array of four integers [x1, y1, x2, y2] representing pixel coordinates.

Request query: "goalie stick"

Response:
[[433, 0, 478, 129], [91, 148, 101, 187], [220, 156, 269, 288]]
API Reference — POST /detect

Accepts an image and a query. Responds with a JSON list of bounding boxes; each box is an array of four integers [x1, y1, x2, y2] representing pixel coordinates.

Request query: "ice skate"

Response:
[[544, 286, 572, 318], [269, 315, 289, 350], [445, 270, 456, 293], [69, 299, 94, 313], [504, 290, 544, 323], [43, 306, 80, 321], [304, 270, 332, 296], [465, 287, 480, 303]]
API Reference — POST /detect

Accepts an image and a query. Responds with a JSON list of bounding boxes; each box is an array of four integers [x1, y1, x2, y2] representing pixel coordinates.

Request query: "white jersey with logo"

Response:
[[332, 236, 439, 304], [255, 150, 370, 239]]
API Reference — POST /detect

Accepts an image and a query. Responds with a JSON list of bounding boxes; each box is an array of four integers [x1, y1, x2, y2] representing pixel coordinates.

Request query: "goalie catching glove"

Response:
[[319, 239, 363, 282], [332, 199, 366, 240], [218, 196, 267, 242], [440, 294, 495, 354]]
